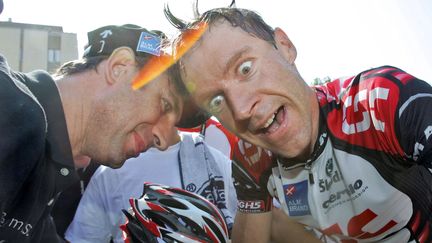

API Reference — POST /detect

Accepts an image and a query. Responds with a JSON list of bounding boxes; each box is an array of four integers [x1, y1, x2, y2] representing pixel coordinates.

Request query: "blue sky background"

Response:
[[1, 0, 431, 83]]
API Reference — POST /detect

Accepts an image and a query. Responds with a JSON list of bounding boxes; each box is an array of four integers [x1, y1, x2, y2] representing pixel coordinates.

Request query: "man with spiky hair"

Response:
[[164, 1, 432, 242]]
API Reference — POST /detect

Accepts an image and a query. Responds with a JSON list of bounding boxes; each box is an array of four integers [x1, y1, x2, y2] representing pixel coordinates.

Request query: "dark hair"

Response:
[[164, 0, 276, 48], [53, 55, 151, 77]]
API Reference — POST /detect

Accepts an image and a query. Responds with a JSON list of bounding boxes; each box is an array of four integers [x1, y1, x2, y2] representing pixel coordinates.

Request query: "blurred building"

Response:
[[0, 20, 78, 73]]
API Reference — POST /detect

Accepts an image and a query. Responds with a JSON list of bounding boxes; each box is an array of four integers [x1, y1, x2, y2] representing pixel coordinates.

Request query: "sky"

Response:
[[1, 0, 431, 84]]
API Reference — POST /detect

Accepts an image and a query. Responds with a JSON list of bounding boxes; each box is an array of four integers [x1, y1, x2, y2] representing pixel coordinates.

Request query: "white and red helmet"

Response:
[[120, 183, 229, 243]]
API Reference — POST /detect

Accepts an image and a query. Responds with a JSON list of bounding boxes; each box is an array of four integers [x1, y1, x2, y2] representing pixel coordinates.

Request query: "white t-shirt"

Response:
[[65, 134, 236, 243]]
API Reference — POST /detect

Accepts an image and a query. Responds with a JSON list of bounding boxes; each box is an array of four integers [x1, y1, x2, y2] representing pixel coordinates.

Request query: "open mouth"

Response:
[[261, 106, 285, 134]]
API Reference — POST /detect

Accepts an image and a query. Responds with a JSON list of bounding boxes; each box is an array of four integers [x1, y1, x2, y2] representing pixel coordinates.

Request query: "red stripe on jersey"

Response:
[[393, 71, 416, 85], [362, 67, 396, 77], [409, 211, 421, 233], [419, 221, 430, 243]]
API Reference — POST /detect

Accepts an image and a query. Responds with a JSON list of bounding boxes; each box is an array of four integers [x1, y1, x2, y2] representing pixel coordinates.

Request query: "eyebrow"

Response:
[[223, 46, 252, 76], [167, 80, 181, 115]]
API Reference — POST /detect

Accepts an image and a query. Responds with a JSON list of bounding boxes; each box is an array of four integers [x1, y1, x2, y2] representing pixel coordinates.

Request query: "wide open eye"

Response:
[[238, 60, 252, 76], [208, 95, 225, 114]]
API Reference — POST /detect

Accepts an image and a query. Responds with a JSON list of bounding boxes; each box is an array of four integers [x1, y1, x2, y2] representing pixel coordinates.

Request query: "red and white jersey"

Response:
[[179, 117, 237, 159], [180, 117, 272, 165], [268, 66, 432, 242]]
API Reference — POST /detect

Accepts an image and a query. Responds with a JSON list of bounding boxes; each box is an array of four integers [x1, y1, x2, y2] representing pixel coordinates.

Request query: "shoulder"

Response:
[[0, 61, 47, 205], [317, 66, 420, 96], [91, 165, 121, 181], [0, 65, 47, 160], [318, 66, 432, 155], [207, 145, 232, 169], [316, 66, 430, 111], [0, 54, 11, 75], [0, 58, 47, 123], [87, 165, 120, 190], [179, 131, 203, 143], [92, 165, 112, 177]]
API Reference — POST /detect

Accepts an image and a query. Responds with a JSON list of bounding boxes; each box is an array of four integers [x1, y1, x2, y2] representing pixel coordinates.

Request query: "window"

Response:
[[48, 49, 60, 63], [47, 33, 61, 72]]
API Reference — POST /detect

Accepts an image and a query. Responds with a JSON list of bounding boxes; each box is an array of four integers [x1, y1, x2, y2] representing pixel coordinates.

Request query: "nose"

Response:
[[225, 85, 257, 122], [151, 114, 178, 151], [152, 129, 168, 151]]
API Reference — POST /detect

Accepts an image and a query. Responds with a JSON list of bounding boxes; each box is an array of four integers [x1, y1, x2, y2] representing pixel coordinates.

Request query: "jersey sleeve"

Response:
[[395, 72, 432, 168], [232, 139, 275, 213], [322, 66, 432, 168]]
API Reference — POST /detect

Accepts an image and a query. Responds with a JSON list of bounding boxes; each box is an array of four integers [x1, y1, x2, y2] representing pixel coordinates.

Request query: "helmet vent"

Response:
[[190, 200, 213, 215], [146, 211, 178, 231], [159, 198, 188, 210]]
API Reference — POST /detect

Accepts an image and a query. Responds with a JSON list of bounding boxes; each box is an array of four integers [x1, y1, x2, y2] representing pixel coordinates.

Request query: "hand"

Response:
[[232, 139, 275, 213]]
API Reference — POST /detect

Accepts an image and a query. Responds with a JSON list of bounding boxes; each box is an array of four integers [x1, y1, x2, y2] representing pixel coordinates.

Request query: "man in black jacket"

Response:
[[0, 24, 186, 242]]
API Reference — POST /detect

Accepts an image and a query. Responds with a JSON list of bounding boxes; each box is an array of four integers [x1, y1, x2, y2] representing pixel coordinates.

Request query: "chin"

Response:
[[102, 156, 127, 169], [275, 138, 308, 159], [107, 161, 124, 169], [74, 156, 92, 168]]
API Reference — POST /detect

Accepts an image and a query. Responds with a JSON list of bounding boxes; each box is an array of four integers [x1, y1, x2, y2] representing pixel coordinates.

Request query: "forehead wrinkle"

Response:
[[223, 46, 251, 77]]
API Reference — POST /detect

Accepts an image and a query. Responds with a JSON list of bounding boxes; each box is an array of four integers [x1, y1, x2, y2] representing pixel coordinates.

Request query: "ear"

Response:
[[274, 27, 297, 64], [105, 47, 136, 85]]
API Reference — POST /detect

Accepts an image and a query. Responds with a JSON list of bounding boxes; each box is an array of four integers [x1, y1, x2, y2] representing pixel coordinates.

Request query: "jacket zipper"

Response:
[[305, 159, 315, 185]]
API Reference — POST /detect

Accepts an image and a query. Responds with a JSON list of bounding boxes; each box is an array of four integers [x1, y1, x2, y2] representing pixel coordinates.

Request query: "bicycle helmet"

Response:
[[120, 183, 229, 243]]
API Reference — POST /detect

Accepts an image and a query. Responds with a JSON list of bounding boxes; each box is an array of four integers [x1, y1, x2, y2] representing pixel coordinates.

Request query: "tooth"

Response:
[[264, 113, 275, 128]]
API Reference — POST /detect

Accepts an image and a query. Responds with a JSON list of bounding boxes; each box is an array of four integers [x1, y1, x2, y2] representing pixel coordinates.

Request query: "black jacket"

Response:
[[0, 54, 78, 243]]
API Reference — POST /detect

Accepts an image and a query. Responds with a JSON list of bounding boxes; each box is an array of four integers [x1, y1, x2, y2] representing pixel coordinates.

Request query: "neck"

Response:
[[55, 71, 98, 165], [279, 90, 322, 166], [309, 90, 322, 156]]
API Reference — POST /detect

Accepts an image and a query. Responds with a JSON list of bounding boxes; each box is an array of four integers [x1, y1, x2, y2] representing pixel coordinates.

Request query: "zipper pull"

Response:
[[305, 160, 315, 185]]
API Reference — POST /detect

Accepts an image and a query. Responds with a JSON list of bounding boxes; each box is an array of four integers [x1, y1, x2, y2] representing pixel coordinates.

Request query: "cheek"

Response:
[[134, 97, 162, 121], [217, 113, 237, 133]]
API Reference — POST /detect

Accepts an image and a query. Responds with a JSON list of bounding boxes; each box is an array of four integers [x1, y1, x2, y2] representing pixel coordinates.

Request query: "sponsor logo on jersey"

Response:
[[322, 179, 369, 214], [341, 87, 390, 135], [412, 125, 432, 161], [319, 158, 344, 192], [317, 159, 369, 213], [283, 180, 311, 216], [237, 200, 265, 212], [325, 158, 333, 176], [0, 211, 33, 237]]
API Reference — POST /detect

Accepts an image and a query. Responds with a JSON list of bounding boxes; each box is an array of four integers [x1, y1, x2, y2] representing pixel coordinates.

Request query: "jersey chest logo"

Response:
[[326, 77, 404, 155], [342, 87, 389, 135]]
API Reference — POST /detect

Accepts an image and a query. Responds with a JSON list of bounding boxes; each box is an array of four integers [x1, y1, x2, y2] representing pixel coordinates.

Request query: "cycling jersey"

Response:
[[238, 66, 432, 242]]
